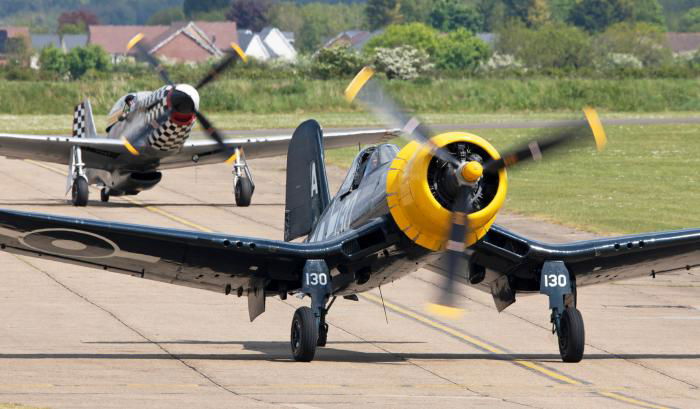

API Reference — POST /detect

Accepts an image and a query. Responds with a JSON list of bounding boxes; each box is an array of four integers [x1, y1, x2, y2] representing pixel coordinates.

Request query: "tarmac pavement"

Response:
[[0, 155, 698, 409]]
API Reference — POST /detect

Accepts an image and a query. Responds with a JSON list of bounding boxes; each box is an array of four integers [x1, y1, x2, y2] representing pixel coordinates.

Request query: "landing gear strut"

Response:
[[100, 188, 110, 202], [232, 147, 255, 207], [540, 261, 585, 363], [68, 146, 89, 206], [290, 260, 332, 362]]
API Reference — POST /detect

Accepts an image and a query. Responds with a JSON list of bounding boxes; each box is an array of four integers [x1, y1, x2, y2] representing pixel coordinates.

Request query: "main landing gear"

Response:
[[232, 147, 255, 207], [67, 146, 89, 207], [290, 260, 333, 362], [540, 261, 585, 362]]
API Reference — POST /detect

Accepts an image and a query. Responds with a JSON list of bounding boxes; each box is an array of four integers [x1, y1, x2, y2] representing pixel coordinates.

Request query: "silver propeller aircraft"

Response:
[[0, 35, 396, 207]]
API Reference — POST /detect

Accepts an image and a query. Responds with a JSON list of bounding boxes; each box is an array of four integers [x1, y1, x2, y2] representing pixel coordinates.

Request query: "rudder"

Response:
[[284, 120, 331, 241], [72, 99, 98, 139]]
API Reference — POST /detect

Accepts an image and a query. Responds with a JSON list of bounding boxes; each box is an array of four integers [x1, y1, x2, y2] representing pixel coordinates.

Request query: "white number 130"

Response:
[[306, 272, 328, 286], [543, 274, 567, 288]]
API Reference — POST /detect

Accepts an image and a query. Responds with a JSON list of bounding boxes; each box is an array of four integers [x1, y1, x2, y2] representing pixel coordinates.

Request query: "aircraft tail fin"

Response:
[[72, 99, 98, 139], [284, 120, 331, 242]]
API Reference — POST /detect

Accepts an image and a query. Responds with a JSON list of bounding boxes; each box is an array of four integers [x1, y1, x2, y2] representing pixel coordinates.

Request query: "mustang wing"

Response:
[[0, 209, 387, 295], [0, 133, 127, 168], [158, 128, 399, 169]]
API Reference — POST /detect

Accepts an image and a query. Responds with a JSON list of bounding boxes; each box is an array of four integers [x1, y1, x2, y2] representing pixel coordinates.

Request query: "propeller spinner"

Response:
[[124, 33, 248, 162], [345, 67, 608, 319]]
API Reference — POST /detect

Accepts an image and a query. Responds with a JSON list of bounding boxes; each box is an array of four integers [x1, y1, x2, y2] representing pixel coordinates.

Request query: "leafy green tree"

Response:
[[497, 22, 594, 71], [477, 0, 507, 31], [596, 22, 670, 66], [39, 46, 68, 77], [549, 0, 576, 21], [312, 46, 367, 79], [568, 0, 634, 32], [365, 23, 440, 55], [66, 45, 110, 79], [434, 28, 490, 70], [226, 0, 272, 32], [680, 7, 700, 32], [401, 0, 437, 23], [183, 0, 229, 18], [568, 0, 664, 32], [268, 2, 305, 35], [147, 7, 185, 25], [295, 3, 366, 52], [58, 10, 99, 35], [366, 0, 403, 30], [429, 0, 483, 32], [373, 45, 433, 80]]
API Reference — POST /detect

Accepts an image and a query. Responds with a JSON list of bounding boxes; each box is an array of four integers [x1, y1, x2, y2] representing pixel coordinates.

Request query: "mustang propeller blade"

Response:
[[124, 34, 247, 162], [345, 66, 608, 319]]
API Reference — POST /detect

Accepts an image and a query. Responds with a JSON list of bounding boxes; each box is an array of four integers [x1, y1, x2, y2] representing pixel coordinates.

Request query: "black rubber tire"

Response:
[[71, 178, 89, 207], [290, 307, 318, 362], [558, 307, 585, 363], [317, 323, 328, 347], [234, 176, 253, 207], [100, 188, 110, 203]]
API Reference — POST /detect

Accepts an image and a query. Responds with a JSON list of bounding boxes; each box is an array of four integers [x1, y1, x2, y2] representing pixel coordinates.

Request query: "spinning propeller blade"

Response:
[[124, 34, 249, 158], [346, 67, 608, 319]]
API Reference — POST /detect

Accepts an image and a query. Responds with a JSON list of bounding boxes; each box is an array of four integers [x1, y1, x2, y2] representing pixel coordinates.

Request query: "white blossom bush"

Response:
[[604, 53, 643, 69], [478, 52, 524, 73], [372, 46, 433, 80]]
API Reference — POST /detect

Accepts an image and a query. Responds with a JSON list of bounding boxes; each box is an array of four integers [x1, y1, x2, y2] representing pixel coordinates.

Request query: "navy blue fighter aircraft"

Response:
[[0, 68, 697, 363]]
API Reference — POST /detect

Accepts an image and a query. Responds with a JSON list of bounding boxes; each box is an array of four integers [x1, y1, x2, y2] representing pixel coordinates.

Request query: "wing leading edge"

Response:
[[0, 209, 389, 296]]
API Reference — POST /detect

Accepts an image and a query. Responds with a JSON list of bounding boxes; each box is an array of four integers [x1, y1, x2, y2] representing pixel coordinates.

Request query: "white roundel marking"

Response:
[[51, 239, 88, 251]]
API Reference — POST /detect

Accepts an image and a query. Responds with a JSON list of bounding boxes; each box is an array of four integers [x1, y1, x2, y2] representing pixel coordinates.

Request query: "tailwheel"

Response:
[[557, 307, 585, 363], [290, 306, 318, 362], [71, 177, 89, 207], [234, 176, 253, 207], [100, 188, 110, 203]]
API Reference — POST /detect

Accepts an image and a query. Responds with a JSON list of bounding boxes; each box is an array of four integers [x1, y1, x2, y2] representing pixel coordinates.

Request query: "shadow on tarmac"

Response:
[[1, 340, 698, 363]]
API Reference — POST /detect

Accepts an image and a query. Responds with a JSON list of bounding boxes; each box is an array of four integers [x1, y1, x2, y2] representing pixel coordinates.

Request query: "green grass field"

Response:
[[0, 112, 697, 235]]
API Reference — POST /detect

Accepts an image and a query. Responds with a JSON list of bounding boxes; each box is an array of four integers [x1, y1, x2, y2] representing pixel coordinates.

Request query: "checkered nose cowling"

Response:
[[148, 119, 194, 151]]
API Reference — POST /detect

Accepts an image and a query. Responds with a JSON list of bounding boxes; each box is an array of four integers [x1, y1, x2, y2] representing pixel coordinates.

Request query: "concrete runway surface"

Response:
[[0, 155, 698, 409]]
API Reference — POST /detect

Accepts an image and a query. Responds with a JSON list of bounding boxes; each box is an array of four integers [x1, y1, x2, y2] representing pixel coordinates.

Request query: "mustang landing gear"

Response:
[[71, 177, 89, 206], [290, 260, 333, 362], [100, 188, 110, 202], [231, 147, 255, 207], [540, 261, 585, 363], [67, 146, 89, 206]]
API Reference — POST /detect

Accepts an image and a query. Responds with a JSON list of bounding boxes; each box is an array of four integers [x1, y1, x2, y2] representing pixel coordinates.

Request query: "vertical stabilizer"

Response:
[[284, 120, 331, 241], [72, 99, 98, 139]]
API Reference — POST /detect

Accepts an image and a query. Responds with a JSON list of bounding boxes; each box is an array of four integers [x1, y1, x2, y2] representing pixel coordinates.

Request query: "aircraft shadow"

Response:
[[1, 340, 698, 363]]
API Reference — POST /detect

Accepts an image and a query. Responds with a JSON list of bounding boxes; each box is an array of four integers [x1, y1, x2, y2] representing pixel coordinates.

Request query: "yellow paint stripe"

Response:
[[583, 107, 607, 152], [231, 42, 248, 63], [344, 66, 375, 103], [362, 293, 581, 385], [598, 391, 671, 409], [121, 137, 140, 156], [225, 151, 238, 165], [126, 32, 144, 51]]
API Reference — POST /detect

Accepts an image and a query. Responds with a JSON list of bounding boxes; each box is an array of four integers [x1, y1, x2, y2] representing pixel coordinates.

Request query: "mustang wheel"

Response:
[[558, 307, 585, 363], [291, 306, 318, 362], [100, 188, 110, 203], [234, 176, 253, 207], [72, 178, 89, 207]]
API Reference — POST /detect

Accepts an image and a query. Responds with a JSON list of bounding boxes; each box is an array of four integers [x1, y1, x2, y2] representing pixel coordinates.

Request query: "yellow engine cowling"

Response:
[[386, 132, 508, 251]]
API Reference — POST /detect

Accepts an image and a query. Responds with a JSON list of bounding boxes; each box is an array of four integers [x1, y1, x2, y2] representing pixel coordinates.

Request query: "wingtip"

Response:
[[126, 33, 145, 51], [344, 66, 375, 103], [426, 303, 464, 319], [583, 107, 608, 152]]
